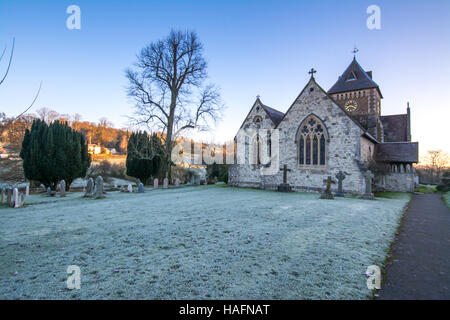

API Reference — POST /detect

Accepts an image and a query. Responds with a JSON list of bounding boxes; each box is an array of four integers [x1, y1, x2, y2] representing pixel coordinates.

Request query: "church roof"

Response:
[[260, 103, 284, 126], [376, 142, 419, 163], [328, 58, 382, 97], [381, 114, 408, 142]]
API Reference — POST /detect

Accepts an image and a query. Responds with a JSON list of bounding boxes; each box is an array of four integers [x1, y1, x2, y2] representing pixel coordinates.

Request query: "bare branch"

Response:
[[0, 38, 15, 86]]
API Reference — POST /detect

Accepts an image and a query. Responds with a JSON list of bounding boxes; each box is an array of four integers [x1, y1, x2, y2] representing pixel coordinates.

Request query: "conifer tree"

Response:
[[20, 119, 91, 190]]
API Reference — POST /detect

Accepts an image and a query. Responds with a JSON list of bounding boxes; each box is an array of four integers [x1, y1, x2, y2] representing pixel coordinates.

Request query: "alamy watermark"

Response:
[[66, 265, 81, 290], [66, 5, 81, 30], [367, 5, 381, 30], [170, 128, 280, 176], [366, 265, 381, 290]]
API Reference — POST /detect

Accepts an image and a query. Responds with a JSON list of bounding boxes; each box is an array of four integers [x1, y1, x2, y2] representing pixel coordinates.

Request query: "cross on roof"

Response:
[[308, 68, 317, 78], [352, 46, 359, 57]]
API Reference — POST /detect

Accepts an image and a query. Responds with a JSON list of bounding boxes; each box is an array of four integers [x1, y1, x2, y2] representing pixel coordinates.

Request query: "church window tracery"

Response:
[[297, 115, 328, 167]]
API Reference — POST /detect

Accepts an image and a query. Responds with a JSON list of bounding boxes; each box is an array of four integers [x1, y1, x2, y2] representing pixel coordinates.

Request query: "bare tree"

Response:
[[422, 150, 450, 182], [0, 38, 42, 136], [126, 29, 223, 179], [36, 107, 60, 124]]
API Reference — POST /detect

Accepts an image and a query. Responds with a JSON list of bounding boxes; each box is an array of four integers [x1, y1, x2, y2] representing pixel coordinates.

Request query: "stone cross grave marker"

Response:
[[163, 178, 169, 189], [320, 176, 335, 200], [94, 176, 105, 199], [335, 171, 346, 197], [277, 165, 293, 192], [280, 164, 291, 185]]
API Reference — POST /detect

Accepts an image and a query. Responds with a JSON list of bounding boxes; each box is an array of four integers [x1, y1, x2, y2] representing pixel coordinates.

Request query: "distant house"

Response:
[[88, 144, 102, 155], [0, 145, 8, 159], [107, 148, 119, 155]]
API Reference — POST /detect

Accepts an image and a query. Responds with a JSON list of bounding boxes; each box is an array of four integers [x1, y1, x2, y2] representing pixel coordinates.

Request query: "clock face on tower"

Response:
[[345, 100, 358, 112]]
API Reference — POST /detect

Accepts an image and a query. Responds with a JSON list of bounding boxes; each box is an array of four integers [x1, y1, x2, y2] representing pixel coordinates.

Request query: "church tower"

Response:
[[328, 57, 384, 141]]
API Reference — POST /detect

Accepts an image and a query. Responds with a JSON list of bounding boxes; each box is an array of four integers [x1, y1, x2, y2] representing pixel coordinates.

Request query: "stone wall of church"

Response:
[[228, 99, 276, 188], [375, 173, 416, 192], [273, 80, 367, 195], [360, 136, 375, 163]]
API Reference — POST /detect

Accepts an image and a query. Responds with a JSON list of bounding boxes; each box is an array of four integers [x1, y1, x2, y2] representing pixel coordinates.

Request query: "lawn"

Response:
[[0, 186, 411, 299], [444, 191, 450, 209]]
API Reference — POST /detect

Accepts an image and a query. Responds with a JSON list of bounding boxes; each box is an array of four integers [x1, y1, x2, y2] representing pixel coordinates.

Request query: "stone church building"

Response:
[[228, 58, 419, 194]]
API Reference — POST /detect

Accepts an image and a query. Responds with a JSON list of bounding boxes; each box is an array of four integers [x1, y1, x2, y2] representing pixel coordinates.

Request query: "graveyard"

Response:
[[0, 185, 411, 299]]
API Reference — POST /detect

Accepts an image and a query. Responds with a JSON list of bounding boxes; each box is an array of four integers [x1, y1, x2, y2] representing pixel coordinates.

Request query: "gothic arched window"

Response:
[[297, 115, 328, 167]]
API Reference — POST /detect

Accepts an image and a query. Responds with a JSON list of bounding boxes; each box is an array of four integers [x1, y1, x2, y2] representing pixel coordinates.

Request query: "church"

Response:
[[228, 57, 419, 195]]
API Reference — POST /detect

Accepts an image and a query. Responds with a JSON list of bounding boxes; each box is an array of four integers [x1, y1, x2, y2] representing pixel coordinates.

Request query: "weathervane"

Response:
[[308, 68, 317, 78]]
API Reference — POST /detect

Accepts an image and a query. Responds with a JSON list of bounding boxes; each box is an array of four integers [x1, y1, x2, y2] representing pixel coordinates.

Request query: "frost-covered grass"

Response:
[[0, 186, 411, 300], [443, 191, 450, 209]]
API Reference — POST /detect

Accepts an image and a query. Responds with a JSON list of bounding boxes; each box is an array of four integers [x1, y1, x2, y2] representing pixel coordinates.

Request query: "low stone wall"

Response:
[[375, 173, 415, 192]]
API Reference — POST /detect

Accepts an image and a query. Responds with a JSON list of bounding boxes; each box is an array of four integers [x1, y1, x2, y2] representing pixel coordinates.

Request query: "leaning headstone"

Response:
[[175, 179, 180, 187], [127, 184, 133, 193], [335, 171, 346, 197], [320, 176, 335, 200], [362, 170, 375, 200], [163, 178, 169, 189], [94, 176, 105, 199], [138, 183, 144, 193], [59, 180, 66, 197], [1, 188, 5, 204], [153, 178, 158, 189], [25, 185, 30, 197], [12, 188, 19, 208], [84, 178, 94, 197]]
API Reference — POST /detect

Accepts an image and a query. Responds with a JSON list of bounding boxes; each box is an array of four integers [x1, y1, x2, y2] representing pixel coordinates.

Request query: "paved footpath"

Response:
[[378, 193, 450, 300]]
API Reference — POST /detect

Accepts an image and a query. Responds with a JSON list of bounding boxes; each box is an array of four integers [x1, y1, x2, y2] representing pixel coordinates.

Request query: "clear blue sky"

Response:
[[0, 0, 449, 157]]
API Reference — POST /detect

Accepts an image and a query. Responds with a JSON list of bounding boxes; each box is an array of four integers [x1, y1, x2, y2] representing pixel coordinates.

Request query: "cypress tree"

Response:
[[20, 120, 91, 190]]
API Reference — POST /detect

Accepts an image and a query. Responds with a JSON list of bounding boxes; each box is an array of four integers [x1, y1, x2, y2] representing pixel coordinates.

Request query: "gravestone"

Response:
[[175, 178, 180, 187], [163, 178, 169, 189], [320, 176, 335, 200], [195, 176, 201, 185], [94, 176, 105, 199], [12, 188, 19, 208], [46, 187, 51, 197], [26, 185, 30, 197], [19, 192, 25, 207], [335, 171, 346, 197], [7, 188, 12, 204], [85, 178, 94, 197], [59, 180, 66, 197], [189, 176, 194, 185], [127, 184, 133, 193], [277, 165, 293, 192], [138, 183, 144, 193], [153, 178, 158, 189], [1, 188, 5, 204], [362, 171, 375, 200]]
